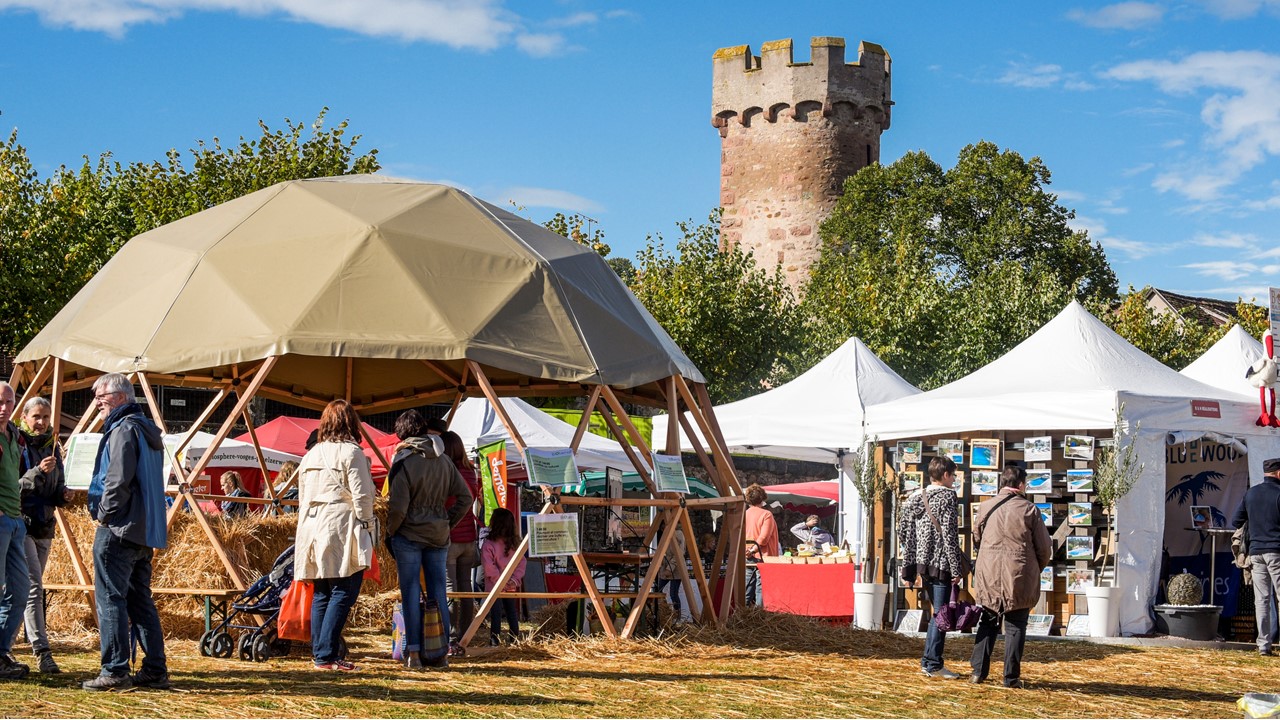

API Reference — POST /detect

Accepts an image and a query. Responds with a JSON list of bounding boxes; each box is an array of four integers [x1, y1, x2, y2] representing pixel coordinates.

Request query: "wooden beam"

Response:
[[358, 421, 391, 482], [174, 387, 231, 456], [678, 507, 716, 624], [135, 372, 168, 434], [345, 358, 353, 402], [240, 408, 277, 505], [569, 386, 602, 453], [354, 387, 457, 413], [596, 403, 657, 495], [420, 359, 461, 386], [468, 361, 528, 456], [49, 358, 64, 447], [677, 412, 724, 494], [54, 508, 94, 613], [666, 377, 679, 455], [461, 500, 551, 647], [14, 357, 53, 414], [621, 508, 681, 637]]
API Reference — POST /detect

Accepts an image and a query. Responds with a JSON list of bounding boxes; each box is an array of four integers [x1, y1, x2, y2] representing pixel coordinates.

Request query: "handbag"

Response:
[[278, 579, 314, 642], [934, 583, 982, 633]]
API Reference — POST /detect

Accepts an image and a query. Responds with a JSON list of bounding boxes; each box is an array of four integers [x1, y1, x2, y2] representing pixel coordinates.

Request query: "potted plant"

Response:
[[848, 435, 890, 629], [1088, 403, 1145, 637]]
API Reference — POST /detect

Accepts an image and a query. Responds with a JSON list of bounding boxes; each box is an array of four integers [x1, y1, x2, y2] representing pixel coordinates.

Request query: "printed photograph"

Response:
[[1066, 468, 1095, 493], [897, 440, 923, 466], [1036, 502, 1053, 527], [957, 501, 967, 528], [1064, 434, 1096, 461], [900, 470, 924, 492], [1024, 435, 1053, 463], [1040, 565, 1054, 591], [969, 439, 1001, 469], [1066, 614, 1091, 636], [1066, 568, 1096, 594], [1066, 535, 1095, 560], [971, 502, 982, 528], [938, 439, 965, 464], [1191, 505, 1213, 529], [1026, 469, 1053, 494], [971, 470, 999, 496], [1027, 614, 1054, 636], [1068, 502, 1094, 526]]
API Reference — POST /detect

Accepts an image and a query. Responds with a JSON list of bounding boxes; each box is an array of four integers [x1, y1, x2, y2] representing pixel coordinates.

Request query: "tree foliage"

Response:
[[1102, 287, 1225, 370], [629, 212, 803, 403], [800, 141, 1118, 389], [0, 110, 379, 355]]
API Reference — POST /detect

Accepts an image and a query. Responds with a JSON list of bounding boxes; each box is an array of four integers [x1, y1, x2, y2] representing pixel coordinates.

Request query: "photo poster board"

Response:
[[1064, 435, 1095, 461], [605, 467, 624, 546], [528, 512, 581, 558], [1068, 502, 1094, 527], [897, 440, 923, 467], [1026, 614, 1054, 636], [1066, 535, 1095, 560], [63, 433, 103, 490], [1039, 566, 1054, 591], [1066, 469, 1094, 493], [969, 439, 1001, 469], [1065, 614, 1091, 637], [652, 452, 690, 494], [1270, 286, 1280, 341], [939, 439, 964, 464], [895, 608, 924, 634], [1066, 568, 1096, 594], [1190, 505, 1212, 529], [1026, 469, 1052, 495], [525, 447, 583, 494], [1024, 436, 1053, 463]]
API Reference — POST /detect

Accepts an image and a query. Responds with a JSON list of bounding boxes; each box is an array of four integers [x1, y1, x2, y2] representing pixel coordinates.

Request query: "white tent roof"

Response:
[[865, 302, 1256, 439], [651, 337, 921, 462], [449, 397, 637, 471], [179, 431, 301, 471], [1180, 325, 1265, 398]]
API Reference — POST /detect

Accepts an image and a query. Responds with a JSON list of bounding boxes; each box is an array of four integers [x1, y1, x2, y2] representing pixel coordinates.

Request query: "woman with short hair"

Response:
[[294, 400, 376, 672], [898, 456, 965, 679]]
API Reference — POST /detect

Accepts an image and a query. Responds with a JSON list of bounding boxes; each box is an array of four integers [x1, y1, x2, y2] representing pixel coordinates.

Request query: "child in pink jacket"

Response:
[[482, 508, 526, 644]]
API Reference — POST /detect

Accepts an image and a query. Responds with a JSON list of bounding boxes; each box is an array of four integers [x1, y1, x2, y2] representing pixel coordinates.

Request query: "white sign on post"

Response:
[[651, 452, 690, 494], [524, 447, 582, 492], [63, 433, 103, 490], [1270, 287, 1280, 344], [528, 512, 581, 558]]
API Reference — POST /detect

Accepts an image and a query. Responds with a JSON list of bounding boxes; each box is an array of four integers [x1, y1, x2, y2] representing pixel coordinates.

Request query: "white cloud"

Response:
[[1162, 138, 1186, 149], [545, 11, 596, 28], [1070, 214, 1155, 259], [997, 62, 1094, 90], [1184, 260, 1254, 281], [515, 32, 563, 57], [1054, 189, 1087, 203], [1067, 2, 1164, 29], [1194, 0, 1280, 19], [1106, 50, 1280, 201], [1192, 231, 1255, 248], [503, 186, 603, 213], [1122, 162, 1155, 176], [0, 0, 572, 55]]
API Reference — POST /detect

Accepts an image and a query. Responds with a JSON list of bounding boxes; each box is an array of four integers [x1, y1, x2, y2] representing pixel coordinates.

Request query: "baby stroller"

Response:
[[199, 546, 298, 663]]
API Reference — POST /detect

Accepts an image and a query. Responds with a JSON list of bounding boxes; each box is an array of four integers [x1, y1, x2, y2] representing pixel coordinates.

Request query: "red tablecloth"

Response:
[[758, 562, 856, 618]]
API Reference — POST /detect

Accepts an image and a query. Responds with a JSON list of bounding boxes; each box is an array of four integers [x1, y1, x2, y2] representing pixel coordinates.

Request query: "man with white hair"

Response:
[[81, 373, 169, 691], [0, 382, 31, 680]]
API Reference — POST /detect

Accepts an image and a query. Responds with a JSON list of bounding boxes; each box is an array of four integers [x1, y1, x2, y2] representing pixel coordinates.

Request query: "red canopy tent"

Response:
[[765, 480, 839, 518], [234, 416, 396, 477]]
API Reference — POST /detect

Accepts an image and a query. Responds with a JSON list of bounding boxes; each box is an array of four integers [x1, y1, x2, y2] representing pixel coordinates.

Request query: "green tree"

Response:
[[0, 109, 378, 355], [1103, 287, 1222, 370], [630, 211, 803, 403], [800, 142, 1118, 388], [541, 211, 635, 284]]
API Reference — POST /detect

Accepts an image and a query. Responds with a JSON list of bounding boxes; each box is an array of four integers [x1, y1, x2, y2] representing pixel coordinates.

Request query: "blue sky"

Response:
[[2, 1, 1280, 302]]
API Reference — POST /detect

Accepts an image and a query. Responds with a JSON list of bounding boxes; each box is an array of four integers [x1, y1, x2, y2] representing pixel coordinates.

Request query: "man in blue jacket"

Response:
[[1232, 457, 1280, 656], [82, 373, 170, 691]]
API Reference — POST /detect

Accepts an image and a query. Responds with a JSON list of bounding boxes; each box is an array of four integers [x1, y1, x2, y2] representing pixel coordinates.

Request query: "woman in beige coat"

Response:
[[294, 400, 376, 672], [969, 464, 1052, 688]]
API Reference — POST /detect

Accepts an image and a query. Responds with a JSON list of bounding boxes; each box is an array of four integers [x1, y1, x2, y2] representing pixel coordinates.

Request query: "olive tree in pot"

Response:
[[848, 436, 890, 630], [1088, 403, 1145, 637]]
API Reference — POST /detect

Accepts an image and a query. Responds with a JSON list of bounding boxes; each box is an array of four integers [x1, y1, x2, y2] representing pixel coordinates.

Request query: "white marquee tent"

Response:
[[651, 336, 920, 545], [449, 396, 639, 472], [864, 301, 1280, 634], [1181, 324, 1266, 398]]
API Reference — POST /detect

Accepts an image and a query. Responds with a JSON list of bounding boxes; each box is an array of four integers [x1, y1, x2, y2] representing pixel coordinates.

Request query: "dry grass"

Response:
[[1, 608, 1269, 718]]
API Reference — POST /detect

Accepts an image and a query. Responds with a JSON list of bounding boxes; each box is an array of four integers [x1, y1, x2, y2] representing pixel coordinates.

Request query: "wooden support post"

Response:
[[468, 361, 527, 455], [621, 507, 681, 637], [569, 386, 602, 453], [49, 358, 64, 444], [240, 408, 277, 504], [596, 405, 657, 495], [135, 372, 168, 434], [358, 421, 391, 482], [14, 357, 52, 413], [665, 377, 680, 455], [54, 508, 94, 611], [461, 501, 551, 647], [678, 506, 716, 623]]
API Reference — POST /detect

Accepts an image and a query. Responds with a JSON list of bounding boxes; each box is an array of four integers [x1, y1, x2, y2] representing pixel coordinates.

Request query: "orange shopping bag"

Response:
[[278, 580, 314, 642]]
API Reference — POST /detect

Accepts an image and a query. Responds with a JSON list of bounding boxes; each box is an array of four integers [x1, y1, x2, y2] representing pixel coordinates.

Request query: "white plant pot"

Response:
[[1085, 585, 1120, 637], [853, 582, 889, 630]]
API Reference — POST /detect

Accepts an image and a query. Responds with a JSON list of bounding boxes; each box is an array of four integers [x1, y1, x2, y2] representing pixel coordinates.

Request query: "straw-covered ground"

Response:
[[23, 509, 1272, 717], [1, 607, 1270, 718]]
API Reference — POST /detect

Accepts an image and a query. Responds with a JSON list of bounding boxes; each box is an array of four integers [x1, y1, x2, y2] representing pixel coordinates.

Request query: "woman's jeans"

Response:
[[489, 597, 519, 638], [391, 535, 450, 653], [921, 578, 951, 672], [311, 570, 364, 664], [654, 578, 682, 614]]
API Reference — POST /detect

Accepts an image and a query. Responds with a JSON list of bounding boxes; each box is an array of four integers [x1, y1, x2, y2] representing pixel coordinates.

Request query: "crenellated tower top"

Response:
[[710, 36, 893, 291]]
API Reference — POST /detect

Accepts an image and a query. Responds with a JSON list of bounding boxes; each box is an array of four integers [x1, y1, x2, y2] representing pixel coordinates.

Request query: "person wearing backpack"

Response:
[[968, 464, 1051, 689]]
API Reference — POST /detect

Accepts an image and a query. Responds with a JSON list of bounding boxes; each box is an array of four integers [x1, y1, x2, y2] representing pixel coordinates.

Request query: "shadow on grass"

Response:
[[1031, 679, 1239, 703]]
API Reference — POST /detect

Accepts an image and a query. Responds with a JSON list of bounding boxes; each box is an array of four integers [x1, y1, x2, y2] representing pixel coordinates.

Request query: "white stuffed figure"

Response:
[[1246, 330, 1280, 427]]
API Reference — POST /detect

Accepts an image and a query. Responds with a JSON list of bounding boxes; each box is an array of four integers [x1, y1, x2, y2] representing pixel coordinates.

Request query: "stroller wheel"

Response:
[[252, 634, 272, 662], [209, 631, 235, 659], [238, 633, 254, 662], [198, 630, 215, 657]]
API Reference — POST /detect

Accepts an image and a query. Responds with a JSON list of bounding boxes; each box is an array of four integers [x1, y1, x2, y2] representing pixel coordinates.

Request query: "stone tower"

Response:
[[712, 37, 892, 290]]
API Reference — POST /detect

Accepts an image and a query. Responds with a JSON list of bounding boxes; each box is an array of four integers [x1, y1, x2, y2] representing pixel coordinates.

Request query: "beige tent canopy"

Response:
[[11, 176, 744, 644]]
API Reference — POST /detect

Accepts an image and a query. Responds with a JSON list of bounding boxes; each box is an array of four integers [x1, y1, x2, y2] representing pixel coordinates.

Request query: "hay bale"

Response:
[[44, 502, 402, 640]]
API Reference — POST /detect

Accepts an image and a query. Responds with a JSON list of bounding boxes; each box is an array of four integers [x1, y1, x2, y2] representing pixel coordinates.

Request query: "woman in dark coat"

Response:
[[17, 397, 68, 674], [969, 464, 1052, 688]]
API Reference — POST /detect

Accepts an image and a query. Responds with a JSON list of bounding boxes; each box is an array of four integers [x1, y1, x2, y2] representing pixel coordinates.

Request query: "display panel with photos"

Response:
[[1026, 469, 1053, 494], [1066, 568, 1096, 594], [969, 439, 1001, 469], [1068, 502, 1093, 526], [1024, 436, 1053, 463], [1064, 434, 1096, 461], [1066, 535, 1095, 560], [938, 439, 965, 464], [1066, 469, 1094, 493]]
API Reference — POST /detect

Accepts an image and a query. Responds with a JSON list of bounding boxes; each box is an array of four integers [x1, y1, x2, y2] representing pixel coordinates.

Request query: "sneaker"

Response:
[[921, 667, 960, 679], [969, 673, 985, 684], [131, 669, 170, 690], [447, 641, 465, 658], [35, 651, 60, 675], [82, 673, 132, 691], [1003, 679, 1024, 689], [331, 659, 357, 672], [0, 654, 28, 680]]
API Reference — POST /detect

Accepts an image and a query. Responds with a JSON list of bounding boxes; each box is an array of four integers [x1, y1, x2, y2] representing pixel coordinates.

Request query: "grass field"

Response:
[[1, 609, 1269, 718]]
